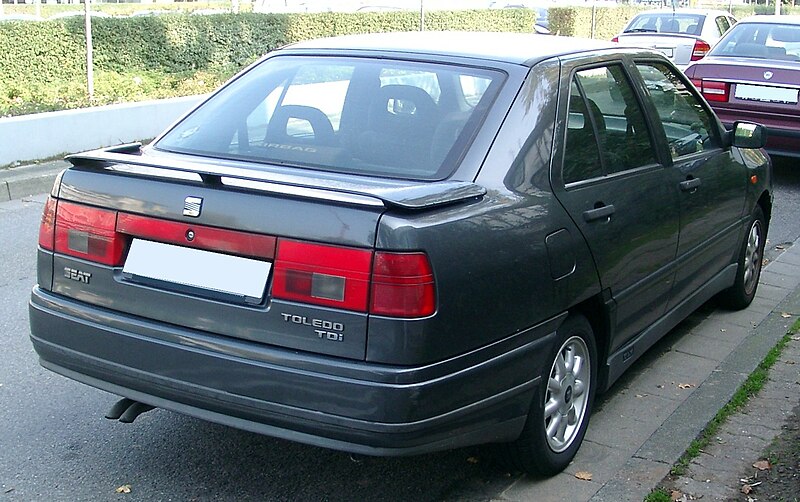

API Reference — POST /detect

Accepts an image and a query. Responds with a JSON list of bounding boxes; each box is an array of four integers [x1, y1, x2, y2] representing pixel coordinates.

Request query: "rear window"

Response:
[[155, 56, 504, 180], [711, 22, 800, 61], [625, 13, 704, 35]]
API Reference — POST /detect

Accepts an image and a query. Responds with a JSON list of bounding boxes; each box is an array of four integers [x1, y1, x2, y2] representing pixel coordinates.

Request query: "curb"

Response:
[[0, 160, 68, 202]]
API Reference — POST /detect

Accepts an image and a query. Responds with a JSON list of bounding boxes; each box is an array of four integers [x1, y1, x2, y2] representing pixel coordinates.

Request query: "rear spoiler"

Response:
[[66, 144, 486, 211]]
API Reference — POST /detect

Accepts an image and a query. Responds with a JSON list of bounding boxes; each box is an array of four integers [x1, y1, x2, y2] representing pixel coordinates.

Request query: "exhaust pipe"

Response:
[[105, 398, 155, 423]]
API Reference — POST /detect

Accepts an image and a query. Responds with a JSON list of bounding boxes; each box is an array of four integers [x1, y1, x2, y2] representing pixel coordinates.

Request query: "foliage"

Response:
[[643, 487, 671, 502], [8, 3, 800, 117]]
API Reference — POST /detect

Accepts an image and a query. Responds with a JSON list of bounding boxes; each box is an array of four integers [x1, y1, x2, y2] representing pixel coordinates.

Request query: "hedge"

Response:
[[5, 5, 799, 117], [0, 9, 542, 116]]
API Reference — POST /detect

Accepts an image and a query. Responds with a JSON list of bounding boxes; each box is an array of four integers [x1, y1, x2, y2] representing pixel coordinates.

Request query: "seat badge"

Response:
[[183, 196, 203, 217]]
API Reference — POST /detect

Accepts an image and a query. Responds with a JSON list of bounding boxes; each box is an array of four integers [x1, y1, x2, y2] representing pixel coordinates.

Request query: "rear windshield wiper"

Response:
[[624, 28, 658, 33]]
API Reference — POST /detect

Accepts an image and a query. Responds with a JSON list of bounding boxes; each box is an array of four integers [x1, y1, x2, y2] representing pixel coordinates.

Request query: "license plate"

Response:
[[122, 239, 271, 300], [734, 84, 798, 104]]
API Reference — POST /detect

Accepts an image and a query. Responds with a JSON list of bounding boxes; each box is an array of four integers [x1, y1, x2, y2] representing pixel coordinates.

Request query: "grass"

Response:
[[668, 317, 800, 478], [643, 487, 672, 502]]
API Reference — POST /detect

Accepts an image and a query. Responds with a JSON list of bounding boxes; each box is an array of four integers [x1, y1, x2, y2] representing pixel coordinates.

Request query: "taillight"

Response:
[[272, 240, 372, 312], [611, 36, 619, 43], [272, 239, 437, 318], [697, 79, 730, 102], [38, 196, 57, 251], [691, 39, 711, 61], [370, 252, 435, 318], [54, 201, 126, 266]]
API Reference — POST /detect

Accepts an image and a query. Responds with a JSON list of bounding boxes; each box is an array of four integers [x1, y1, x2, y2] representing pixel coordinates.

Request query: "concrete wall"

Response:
[[0, 95, 205, 166]]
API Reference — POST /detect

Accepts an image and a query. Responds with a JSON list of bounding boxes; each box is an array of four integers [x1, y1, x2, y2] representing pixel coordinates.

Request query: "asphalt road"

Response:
[[1, 160, 799, 501]]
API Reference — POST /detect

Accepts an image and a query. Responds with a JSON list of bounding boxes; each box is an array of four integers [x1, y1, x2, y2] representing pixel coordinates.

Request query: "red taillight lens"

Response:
[[691, 39, 711, 61], [54, 201, 126, 266], [371, 252, 435, 318], [38, 196, 57, 251], [272, 239, 372, 311], [272, 239, 437, 318], [699, 80, 730, 102], [611, 36, 619, 43], [116, 213, 276, 260]]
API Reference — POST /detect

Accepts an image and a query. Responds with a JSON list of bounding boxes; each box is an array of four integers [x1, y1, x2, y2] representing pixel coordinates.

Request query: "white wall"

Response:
[[0, 95, 204, 166]]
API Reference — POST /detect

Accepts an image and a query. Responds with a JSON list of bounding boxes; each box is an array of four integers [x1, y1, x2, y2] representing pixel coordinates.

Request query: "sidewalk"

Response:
[[3, 160, 800, 502]]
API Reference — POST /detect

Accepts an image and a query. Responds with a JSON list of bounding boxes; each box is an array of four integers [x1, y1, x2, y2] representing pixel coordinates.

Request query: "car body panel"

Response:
[[614, 9, 736, 68], [28, 32, 772, 463]]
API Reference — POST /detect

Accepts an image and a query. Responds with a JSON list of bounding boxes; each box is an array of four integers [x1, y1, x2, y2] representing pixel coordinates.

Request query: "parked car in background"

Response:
[[30, 32, 771, 477], [685, 15, 800, 158], [613, 9, 737, 68]]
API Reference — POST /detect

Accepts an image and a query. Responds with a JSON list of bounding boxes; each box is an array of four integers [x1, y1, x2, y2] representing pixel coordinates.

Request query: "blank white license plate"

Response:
[[735, 84, 798, 104], [123, 239, 271, 300]]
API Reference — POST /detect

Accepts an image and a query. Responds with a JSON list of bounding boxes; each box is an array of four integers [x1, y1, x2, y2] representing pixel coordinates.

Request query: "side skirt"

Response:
[[602, 263, 737, 391]]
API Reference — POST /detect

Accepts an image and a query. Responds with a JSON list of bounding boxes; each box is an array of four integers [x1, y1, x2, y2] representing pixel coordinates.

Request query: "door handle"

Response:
[[679, 177, 701, 192], [583, 204, 615, 222]]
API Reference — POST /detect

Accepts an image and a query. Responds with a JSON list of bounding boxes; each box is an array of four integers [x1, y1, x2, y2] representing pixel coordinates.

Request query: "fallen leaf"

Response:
[[115, 485, 131, 494], [574, 471, 592, 481], [742, 484, 753, 494], [753, 460, 771, 471], [781, 313, 793, 318], [466, 456, 479, 464], [670, 489, 683, 501], [678, 383, 695, 390]]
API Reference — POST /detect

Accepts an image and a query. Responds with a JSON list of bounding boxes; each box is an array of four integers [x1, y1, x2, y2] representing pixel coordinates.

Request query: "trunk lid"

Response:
[[45, 146, 482, 360]]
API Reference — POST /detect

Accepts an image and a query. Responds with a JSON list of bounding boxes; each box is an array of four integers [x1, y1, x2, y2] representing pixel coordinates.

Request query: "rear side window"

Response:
[[155, 56, 504, 180], [563, 64, 656, 185]]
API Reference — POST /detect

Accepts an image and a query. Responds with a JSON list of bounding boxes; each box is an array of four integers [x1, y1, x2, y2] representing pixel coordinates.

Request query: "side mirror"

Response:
[[730, 121, 767, 149]]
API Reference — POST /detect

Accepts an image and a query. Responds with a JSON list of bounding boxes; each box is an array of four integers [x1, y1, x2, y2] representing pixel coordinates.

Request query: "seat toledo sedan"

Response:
[[30, 32, 771, 475]]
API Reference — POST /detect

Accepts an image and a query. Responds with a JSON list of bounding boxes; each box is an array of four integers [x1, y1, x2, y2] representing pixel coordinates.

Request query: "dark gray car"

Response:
[[29, 31, 772, 476]]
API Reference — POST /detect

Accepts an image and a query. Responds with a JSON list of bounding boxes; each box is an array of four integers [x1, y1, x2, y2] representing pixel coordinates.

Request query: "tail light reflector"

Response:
[[691, 39, 711, 61], [38, 196, 57, 251], [698, 79, 730, 102], [370, 252, 435, 318], [272, 240, 437, 318], [272, 240, 372, 312], [54, 201, 126, 266]]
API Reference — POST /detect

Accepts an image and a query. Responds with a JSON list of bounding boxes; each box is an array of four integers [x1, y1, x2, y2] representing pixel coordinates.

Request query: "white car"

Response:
[[613, 9, 737, 69]]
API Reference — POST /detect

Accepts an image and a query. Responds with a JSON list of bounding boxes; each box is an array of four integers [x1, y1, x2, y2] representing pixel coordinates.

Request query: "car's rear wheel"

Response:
[[503, 314, 596, 475], [719, 205, 766, 310]]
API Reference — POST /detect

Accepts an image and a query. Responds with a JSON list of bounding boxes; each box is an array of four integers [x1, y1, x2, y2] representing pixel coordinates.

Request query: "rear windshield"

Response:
[[625, 13, 704, 35], [155, 55, 505, 180], [711, 22, 800, 61]]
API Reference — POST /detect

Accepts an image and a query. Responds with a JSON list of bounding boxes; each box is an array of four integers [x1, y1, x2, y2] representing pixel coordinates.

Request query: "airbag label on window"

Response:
[[122, 239, 271, 299]]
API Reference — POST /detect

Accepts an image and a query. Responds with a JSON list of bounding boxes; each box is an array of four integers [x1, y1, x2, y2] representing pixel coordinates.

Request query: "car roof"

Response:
[[737, 14, 800, 25], [282, 31, 617, 66]]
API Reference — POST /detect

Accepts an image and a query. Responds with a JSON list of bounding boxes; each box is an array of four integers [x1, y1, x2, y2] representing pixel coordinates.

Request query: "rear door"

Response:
[[552, 59, 680, 354]]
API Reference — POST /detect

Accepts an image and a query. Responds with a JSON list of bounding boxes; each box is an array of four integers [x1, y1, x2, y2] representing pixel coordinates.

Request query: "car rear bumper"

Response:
[[29, 286, 556, 455], [717, 109, 800, 157]]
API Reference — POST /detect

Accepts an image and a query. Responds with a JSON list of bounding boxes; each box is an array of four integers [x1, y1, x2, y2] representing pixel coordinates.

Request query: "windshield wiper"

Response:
[[624, 28, 657, 33]]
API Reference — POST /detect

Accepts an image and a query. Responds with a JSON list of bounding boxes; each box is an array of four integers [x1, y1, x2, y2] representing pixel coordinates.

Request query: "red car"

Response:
[[685, 15, 800, 157]]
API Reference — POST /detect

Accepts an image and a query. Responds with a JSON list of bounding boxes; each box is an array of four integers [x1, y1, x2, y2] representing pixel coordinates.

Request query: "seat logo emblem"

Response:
[[183, 197, 203, 217], [764, 71, 773, 80]]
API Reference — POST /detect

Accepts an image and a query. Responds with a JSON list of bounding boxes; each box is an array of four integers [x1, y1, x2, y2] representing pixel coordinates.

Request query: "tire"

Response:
[[718, 205, 766, 310], [503, 314, 597, 476]]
